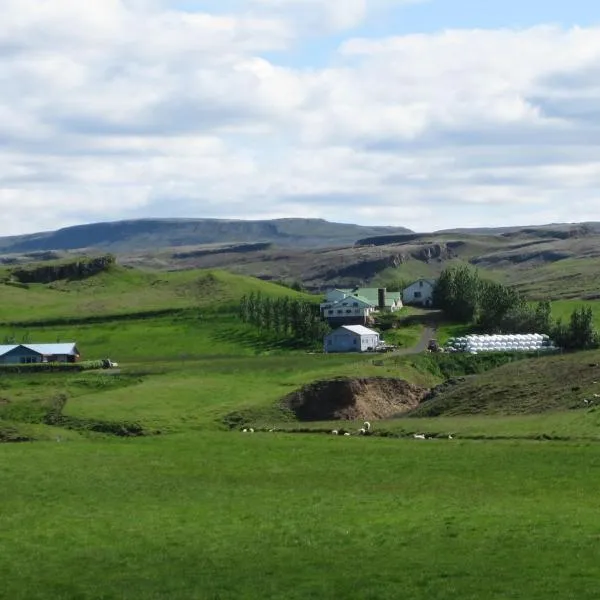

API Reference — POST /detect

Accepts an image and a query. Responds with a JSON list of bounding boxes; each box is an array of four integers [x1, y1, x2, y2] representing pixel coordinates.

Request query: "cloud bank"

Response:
[[1, 0, 600, 235]]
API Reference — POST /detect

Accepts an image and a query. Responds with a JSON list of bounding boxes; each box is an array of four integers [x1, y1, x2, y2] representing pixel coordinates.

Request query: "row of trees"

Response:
[[433, 266, 599, 350], [239, 292, 330, 343]]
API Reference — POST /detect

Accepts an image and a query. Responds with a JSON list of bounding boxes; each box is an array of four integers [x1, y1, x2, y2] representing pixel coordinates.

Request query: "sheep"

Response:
[[242, 428, 248, 433], [358, 428, 366, 435], [343, 432, 351, 436], [331, 430, 339, 435], [363, 421, 371, 432], [249, 428, 254, 433], [413, 433, 426, 440], [448, 434, 454, 440]]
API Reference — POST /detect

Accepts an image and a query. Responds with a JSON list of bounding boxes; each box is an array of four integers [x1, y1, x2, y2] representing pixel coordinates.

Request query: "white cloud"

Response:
[[1, 1, 600, 235]]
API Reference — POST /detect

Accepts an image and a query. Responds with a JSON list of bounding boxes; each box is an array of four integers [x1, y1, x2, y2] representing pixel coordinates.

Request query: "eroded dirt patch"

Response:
[[282, 377, 430, 421]]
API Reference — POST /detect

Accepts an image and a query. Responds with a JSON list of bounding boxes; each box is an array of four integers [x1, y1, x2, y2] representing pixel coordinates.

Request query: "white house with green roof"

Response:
[[340, 287, 403, 312], [320, 287, 402, 326]]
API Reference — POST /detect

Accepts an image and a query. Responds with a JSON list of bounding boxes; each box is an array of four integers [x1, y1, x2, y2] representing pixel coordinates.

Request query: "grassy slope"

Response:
[[0, 266, 314, 324], [410, 349, 600, 418]]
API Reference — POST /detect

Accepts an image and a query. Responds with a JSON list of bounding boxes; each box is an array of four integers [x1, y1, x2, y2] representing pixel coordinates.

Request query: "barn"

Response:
[[324, 325, 381, 353]]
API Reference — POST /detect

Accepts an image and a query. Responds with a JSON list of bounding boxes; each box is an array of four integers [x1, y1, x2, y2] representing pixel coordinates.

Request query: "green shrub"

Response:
[[0, 360, 105, 374]]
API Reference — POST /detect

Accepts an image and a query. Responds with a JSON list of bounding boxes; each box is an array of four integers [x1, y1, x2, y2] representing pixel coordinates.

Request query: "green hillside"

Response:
[[0, 264, 313, 324], [410, 350, 600, 418]]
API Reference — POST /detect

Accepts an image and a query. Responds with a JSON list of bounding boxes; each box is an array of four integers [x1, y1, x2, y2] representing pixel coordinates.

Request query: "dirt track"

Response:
[[392, 324, 437, 356]]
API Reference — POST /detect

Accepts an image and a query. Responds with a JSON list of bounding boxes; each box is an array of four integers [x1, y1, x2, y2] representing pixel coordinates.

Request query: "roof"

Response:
[[339, 288, 403, 308], [26, 343, 79, 356], [0, 343, 79, 357], [406, 279, 436, 287], [340, 325, 379, 336]]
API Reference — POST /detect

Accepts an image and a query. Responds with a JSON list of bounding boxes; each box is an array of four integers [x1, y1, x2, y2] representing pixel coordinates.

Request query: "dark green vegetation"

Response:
[[2, 259, 600, 599], [239, 291, 329, 349]]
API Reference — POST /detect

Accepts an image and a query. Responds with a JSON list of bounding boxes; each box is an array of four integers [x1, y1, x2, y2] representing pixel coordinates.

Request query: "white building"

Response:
[[320, 294, 375, 326], [324, 325, 381, 353], [403, 279, 436, 307]]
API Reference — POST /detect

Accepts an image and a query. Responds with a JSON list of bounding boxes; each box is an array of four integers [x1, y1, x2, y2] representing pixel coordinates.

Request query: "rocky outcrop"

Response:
[[10, 255, 116, 284]]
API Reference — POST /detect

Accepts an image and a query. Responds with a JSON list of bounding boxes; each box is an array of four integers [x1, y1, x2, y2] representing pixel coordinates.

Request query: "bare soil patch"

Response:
[[282, 377, 429, 421]]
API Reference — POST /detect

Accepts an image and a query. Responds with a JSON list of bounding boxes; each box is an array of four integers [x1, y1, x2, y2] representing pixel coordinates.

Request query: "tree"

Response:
[[533, 300, 552, 334], [434, 265, 480, 323], [569, 306, 598, 350]]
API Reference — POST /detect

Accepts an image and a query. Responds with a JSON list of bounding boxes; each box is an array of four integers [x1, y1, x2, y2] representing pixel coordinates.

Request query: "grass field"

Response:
[[2, 264, 600, 599], [2, 434, 599, 600]]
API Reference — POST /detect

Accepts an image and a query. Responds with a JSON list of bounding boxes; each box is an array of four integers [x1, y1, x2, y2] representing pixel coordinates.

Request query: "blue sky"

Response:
[[0, 0, 599, 235]]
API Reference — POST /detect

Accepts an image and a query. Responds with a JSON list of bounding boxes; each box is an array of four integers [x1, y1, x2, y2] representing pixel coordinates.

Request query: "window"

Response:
[[337, 310, 343, 314], [353, 339, 357, 345], [419, 280, 423, 287], [414, 292, 422, 298], [20, 357, 36, 364], [328, 310, 333, 315], [346, 310, 352, 314], [353, 302, 358, 307], [327, 339, 332, 345]]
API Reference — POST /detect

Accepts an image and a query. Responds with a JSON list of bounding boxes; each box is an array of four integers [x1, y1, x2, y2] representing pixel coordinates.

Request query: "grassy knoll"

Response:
[[410, 349, 600, 418], [1, 434, 600, 600], [0, 266, 314, 324]]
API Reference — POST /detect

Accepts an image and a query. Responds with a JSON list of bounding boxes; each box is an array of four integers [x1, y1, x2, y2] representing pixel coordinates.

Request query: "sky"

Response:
[[1, 0, 600, 235]]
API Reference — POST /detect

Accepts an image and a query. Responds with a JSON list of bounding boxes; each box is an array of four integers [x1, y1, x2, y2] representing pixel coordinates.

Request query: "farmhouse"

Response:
[[403, 279, 436, 307], [320, 287, 403, 326], [0, 343, 80, 365], [324, 325, 381, 353], [340, 287, 403, 312]]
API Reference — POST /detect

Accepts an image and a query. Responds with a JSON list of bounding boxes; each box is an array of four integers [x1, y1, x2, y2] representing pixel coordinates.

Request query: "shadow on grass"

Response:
[[213, 325, 319, 354]]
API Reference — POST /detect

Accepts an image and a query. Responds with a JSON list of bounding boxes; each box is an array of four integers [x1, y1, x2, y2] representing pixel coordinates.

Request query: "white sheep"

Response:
[[448, 434, 454, 440], [242, 428, 248, 433], [413, 433, 426, 440], [358, 428, 366, 435], [363, 421, 371, 432], [331, 430, 339, 435], [344, 432, 351, 436], [249, 428, 254, 433]]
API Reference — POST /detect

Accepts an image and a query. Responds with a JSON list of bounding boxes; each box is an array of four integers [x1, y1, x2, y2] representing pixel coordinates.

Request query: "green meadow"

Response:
[[1, 264, 600, 599]]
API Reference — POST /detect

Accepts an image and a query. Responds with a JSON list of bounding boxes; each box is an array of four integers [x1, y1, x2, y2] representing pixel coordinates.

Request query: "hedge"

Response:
[[0, 360, 106, 374]]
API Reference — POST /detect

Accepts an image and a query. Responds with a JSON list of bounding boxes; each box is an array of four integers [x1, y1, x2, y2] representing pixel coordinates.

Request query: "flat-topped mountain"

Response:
[[0, 218, 413, 254]]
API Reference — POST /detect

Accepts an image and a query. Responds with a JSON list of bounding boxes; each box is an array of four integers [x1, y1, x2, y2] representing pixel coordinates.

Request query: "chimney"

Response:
[[378, 287, 386, 310]]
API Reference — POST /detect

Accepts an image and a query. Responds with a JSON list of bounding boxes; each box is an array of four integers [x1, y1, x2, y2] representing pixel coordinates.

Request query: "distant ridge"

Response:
[[0, 218, 413, 254]]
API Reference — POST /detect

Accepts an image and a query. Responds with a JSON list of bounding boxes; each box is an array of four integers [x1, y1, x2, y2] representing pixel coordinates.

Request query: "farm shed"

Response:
[[0, 343, 80, 365], [324, 325, 380, 353]]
